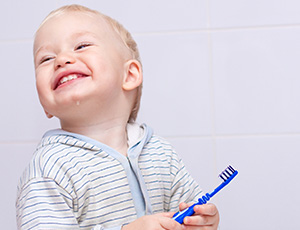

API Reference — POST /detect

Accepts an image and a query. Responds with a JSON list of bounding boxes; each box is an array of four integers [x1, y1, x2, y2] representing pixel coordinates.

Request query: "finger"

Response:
[[160, 217, 184, 230], [183, 214, 214, 227], [179, 202, 194, 211], [179, 202, 189, 211], [183, 204, 220, 228], [159, 212, 177, 218], [194, 203, 218, 216]]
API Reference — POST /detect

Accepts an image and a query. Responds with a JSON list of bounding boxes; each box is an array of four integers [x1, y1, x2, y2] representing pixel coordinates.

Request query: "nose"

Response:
[[55, 52, 76, 70]]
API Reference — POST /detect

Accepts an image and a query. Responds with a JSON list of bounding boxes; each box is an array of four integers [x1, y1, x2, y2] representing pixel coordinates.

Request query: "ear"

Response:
[[44, 110, 53, 119], [122, 60, 143, 91]]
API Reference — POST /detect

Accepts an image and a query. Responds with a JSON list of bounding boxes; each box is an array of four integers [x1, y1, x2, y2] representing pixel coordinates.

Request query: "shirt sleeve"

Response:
[[168, 150, 203, 212], [16, 177, 80, 229], [16, 177, 120, 230]]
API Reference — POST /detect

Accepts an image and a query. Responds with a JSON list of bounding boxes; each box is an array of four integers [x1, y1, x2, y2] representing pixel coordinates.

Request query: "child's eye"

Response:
[[39, 56, 54, 64], [75, 43, 92, 50]]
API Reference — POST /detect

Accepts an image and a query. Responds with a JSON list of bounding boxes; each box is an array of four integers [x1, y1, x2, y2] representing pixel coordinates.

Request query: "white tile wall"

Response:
[[0, 1, 57, 40], [1, 0, 300, 229], [215, 135, 300, 230], [136, 32, 214, 137], [212, 27, 300, 135], [210, 0, 300, 28], [54, 0, 209, 32]]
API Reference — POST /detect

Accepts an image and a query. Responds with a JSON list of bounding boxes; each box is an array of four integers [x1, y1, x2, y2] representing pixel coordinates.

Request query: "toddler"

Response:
[[16, 4, 219, 230]]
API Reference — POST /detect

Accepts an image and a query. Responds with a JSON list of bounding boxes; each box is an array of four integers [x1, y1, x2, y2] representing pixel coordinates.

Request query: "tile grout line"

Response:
[[0, 38, 33, 44], [132, 23, 300, 37], [205, 0, 220, 189], [164, 132, 300, 140], [0, 140, 39, 145]]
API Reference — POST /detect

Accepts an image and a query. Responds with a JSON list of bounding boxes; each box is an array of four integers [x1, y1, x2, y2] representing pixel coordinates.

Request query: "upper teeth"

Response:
[[60, 74, 78, 84]]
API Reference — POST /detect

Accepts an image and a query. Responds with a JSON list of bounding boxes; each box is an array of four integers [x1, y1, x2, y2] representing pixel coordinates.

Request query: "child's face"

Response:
[[34, 12, 130, 121]]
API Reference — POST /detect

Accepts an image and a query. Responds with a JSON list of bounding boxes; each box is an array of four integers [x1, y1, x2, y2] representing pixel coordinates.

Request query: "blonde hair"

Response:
[[37, 4, 143, 122]]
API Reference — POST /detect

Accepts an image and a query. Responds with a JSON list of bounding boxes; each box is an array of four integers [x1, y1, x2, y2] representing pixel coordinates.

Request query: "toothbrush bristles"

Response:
[[220, 174, 226, 181], [219, 165, 236, 181], [225, 170, 231, 177], [228, 165, 235, 173]]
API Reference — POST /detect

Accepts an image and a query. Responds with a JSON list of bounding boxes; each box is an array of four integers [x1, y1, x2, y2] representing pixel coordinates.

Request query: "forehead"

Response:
[[34, 11, 116, 50]]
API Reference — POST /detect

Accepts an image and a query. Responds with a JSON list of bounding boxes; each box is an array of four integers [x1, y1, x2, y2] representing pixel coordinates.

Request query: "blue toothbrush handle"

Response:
[[172, 194, 211, 224], [172, 204, 196, 224]]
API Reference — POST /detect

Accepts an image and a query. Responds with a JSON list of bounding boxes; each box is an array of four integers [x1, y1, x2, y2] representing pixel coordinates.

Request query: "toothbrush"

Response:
[[172, 165, 238, 224]]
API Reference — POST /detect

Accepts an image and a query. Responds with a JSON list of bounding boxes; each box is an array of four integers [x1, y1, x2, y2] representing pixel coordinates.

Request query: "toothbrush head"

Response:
[[219, 165, 238, 182]]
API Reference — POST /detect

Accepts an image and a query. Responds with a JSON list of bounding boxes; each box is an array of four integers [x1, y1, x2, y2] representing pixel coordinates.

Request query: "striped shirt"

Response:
[[16, 123, 202, 229]]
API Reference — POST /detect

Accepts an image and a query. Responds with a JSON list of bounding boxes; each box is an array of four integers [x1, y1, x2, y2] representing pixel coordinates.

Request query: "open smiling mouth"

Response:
[[55, 73, 89, 90]]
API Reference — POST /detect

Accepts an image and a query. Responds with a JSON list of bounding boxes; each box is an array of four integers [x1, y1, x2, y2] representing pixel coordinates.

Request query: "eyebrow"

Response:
[[71, 31, 98, 39]]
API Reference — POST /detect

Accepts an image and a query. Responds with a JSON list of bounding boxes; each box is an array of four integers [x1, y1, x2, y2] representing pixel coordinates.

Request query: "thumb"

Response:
[[159, 212, 177, 218], [179, 202, 190, 211]]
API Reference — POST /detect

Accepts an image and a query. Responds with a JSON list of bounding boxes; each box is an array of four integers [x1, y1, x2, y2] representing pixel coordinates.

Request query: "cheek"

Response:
[[35, 76, 47, 96], [35, 72, 52, 103], [36, 82, 48, 107], [35, 67, 51, 88]]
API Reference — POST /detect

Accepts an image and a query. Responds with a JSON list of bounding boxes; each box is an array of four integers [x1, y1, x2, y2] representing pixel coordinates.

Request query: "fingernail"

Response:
[[184, 217, 189, 224]]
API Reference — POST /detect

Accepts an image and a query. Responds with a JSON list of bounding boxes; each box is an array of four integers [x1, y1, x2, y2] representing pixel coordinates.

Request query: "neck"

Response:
[[61, 118, 129, 156]]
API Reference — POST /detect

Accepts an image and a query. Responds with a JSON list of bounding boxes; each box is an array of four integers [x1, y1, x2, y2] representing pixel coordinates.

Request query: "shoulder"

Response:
[[141, 133, 182, 165], [144, 130, 173, 147], [20, 135, 74, 178], [17, 133, 100, 196], [144, 134, 175, 153], [16, 138, 62, 194]]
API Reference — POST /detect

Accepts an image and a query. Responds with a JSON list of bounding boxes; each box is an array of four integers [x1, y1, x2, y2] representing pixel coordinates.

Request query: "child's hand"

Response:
[[179, 202, 219, 229], [122, 212, 184, 230]]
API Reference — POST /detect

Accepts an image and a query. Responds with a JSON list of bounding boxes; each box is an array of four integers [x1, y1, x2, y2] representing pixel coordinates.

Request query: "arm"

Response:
[[16, 177, 121, 230], [16, 177, 79, 229], [121, 213, 183, 230], [168, 152, 203, 211]]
